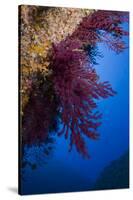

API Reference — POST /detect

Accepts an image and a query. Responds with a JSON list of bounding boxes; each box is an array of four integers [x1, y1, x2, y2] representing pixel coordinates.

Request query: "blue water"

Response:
[[21, 24, 129, 195]]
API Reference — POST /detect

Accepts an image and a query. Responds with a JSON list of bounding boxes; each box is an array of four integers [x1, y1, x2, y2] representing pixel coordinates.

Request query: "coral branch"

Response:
[[51, 38, 115, 158], [50, 10, 128, 158]]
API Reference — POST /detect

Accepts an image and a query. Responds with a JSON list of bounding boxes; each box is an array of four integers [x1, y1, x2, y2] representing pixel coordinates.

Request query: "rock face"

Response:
[[93, 151, 129, 190]]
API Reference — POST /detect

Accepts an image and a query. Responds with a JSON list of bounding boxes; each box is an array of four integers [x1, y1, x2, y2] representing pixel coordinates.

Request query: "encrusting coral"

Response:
[[20, 5, 93, 112]]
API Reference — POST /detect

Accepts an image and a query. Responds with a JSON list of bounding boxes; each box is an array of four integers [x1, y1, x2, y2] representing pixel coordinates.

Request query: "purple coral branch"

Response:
[[50, 10, 128, 158]]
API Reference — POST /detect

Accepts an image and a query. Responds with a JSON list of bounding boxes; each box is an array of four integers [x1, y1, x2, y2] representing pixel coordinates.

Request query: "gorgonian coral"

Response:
[[50, 10, 128, 158], [71, 10, 128, 53], [20, 8, 129, 160], [20, 5, 92, 112], [22, 72, 58, 145], [51, 39, 115, 158]]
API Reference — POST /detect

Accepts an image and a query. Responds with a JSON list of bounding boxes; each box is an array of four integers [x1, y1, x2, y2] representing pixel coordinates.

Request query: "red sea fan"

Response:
[[22, 72, 58, 145], [50, 10, 128, 158], [22, 10, 128, 159], [51, 38, 116, 158], [71, 10, 129, 53]]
